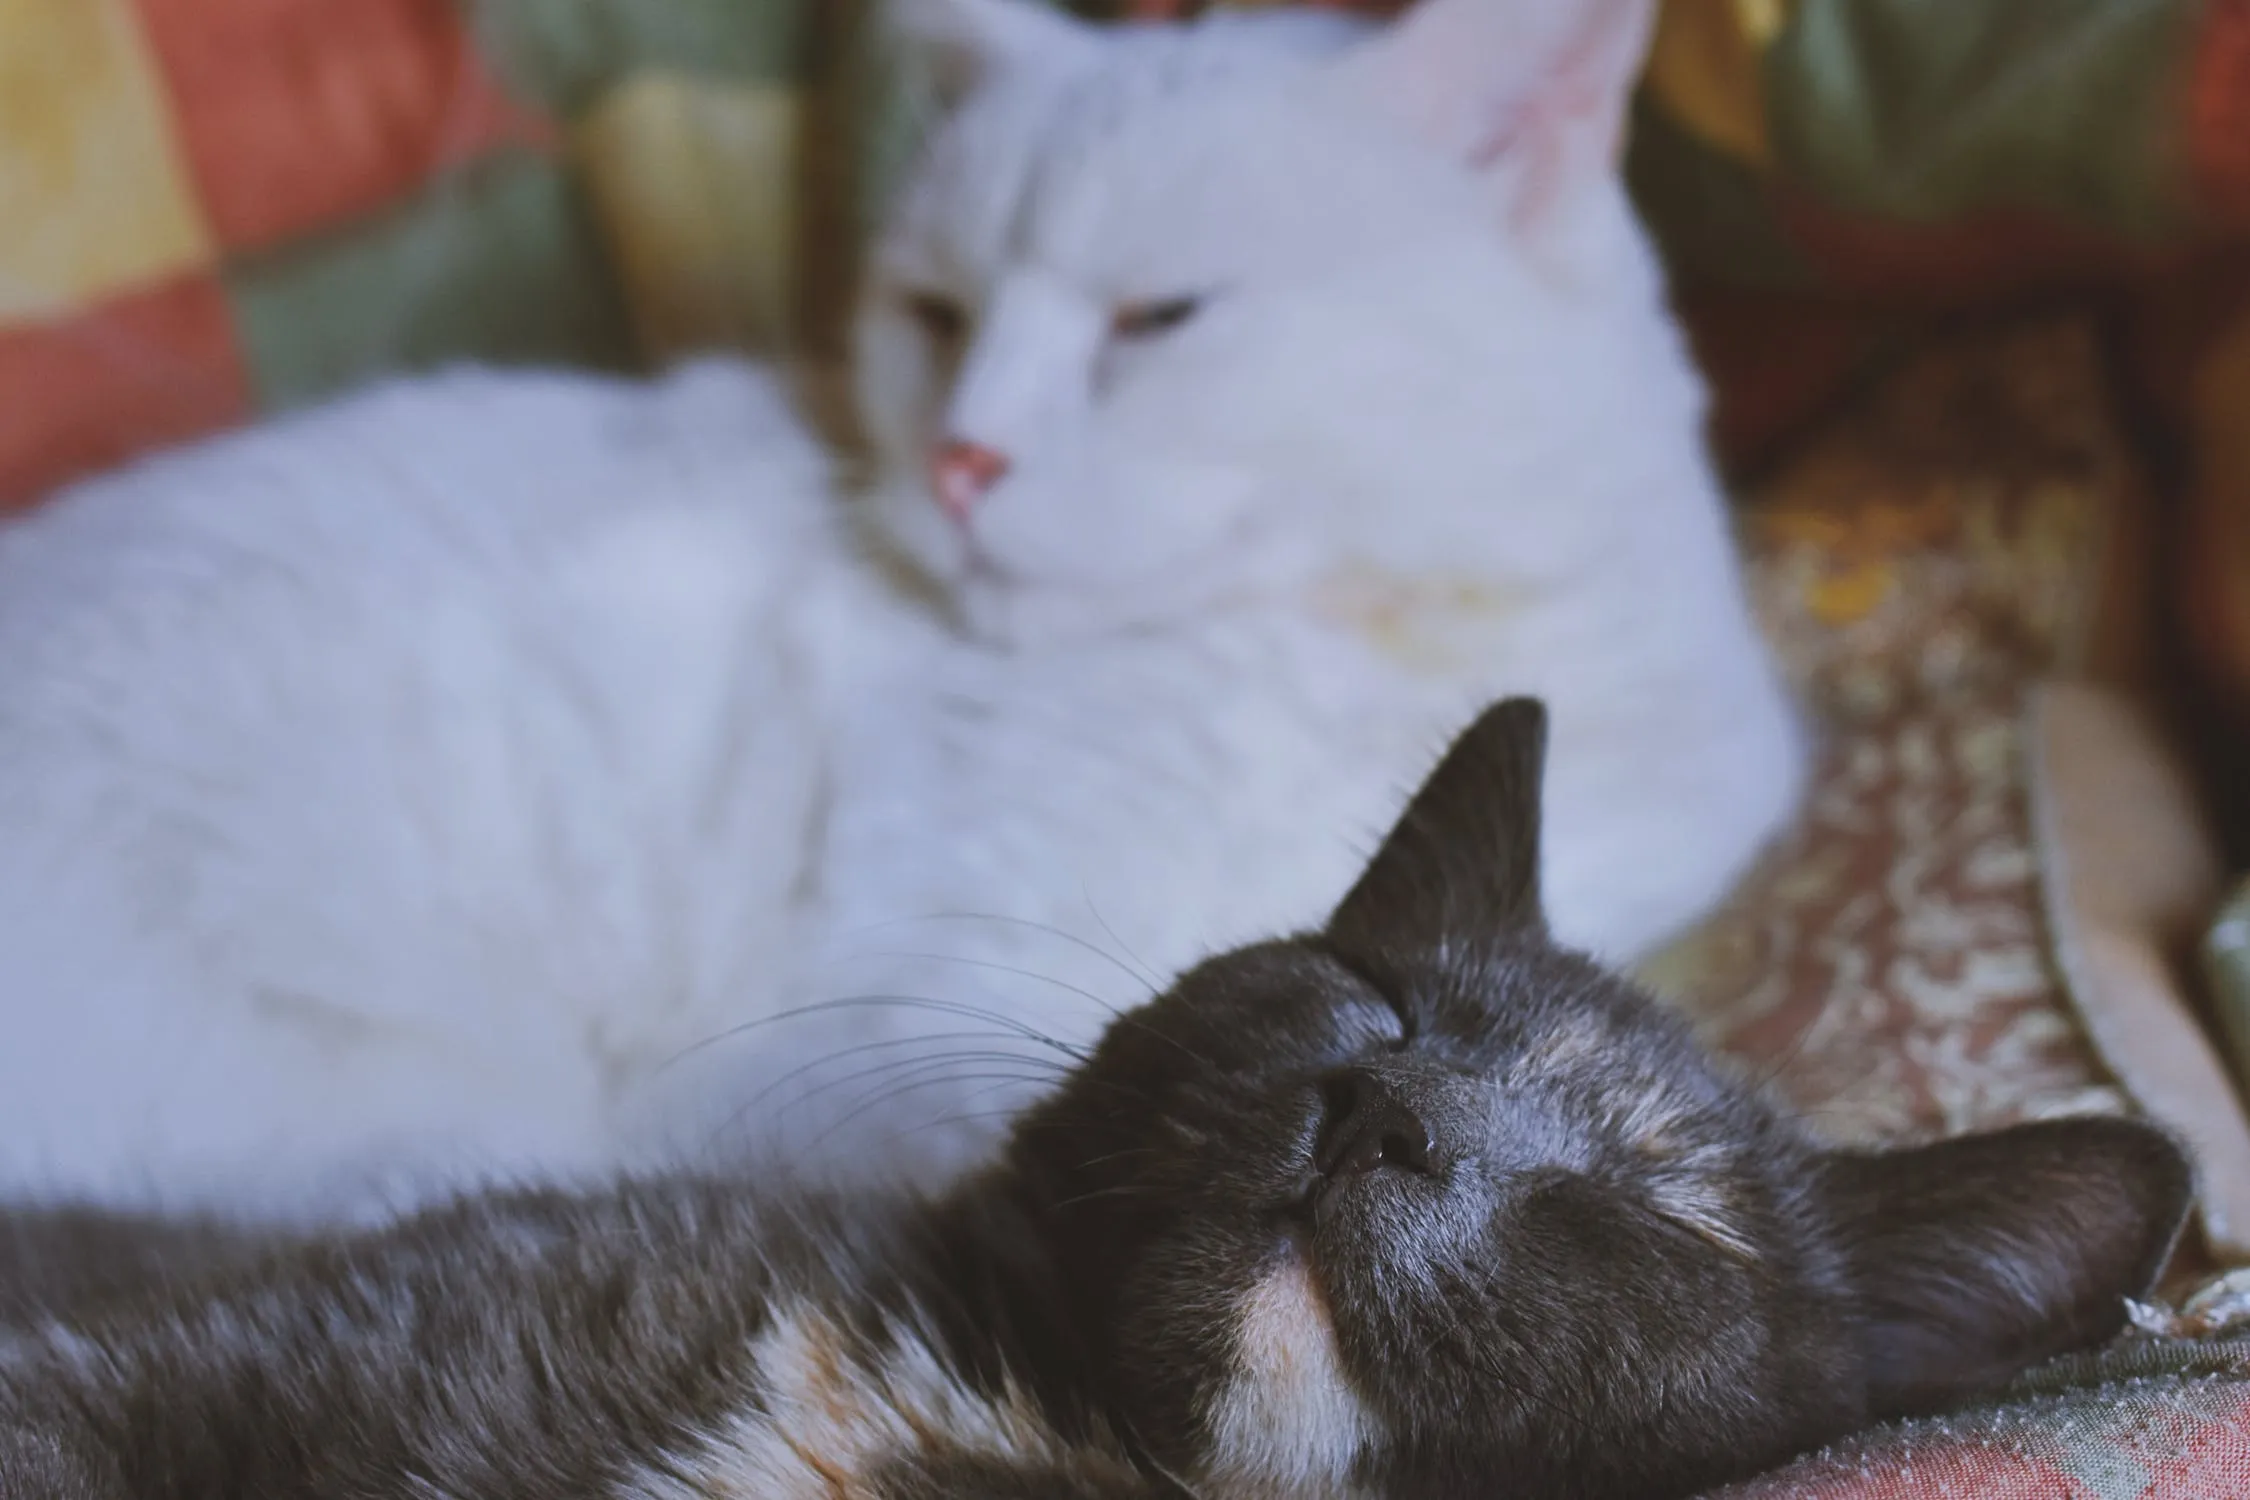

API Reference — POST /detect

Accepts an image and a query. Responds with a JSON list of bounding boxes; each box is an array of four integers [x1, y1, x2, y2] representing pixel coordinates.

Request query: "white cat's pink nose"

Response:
[[929, 439, 1010, 524]]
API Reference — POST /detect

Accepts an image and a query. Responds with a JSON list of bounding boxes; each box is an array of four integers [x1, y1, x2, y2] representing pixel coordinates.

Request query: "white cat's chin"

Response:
[[859, 475, 1319, 646], [944, 569, 1188, 646]]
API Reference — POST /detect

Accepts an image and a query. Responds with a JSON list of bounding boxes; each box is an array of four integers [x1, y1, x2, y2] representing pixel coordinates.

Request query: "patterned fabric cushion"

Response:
[[1644, 317, 2137, 1145], [1644, 312, 2250, 1496], [1710, 1336, 2250, 1499]]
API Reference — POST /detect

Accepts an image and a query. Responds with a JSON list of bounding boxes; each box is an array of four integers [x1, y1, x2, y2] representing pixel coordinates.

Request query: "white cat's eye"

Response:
[[1111, 296, 1202, 339], [902, 290, 968, 345]]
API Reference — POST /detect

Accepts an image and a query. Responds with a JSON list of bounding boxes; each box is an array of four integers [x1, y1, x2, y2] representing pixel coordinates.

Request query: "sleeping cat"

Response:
[[0, 701, 2189, 1500], [0, 0, 1803, 1217]]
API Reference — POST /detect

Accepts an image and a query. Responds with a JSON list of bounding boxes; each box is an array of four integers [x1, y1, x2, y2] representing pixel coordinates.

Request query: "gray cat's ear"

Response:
[[889, 0, 1101, 103], [1326, 697, 1547, 961], [1331, 0, 1654, 235], [1819, 1117, 2194, 1418]]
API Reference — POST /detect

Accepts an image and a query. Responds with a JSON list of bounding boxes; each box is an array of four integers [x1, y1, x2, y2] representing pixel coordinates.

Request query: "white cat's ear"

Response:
[[889, 0, 1102, 102], [1335, 0, 1655, 232]]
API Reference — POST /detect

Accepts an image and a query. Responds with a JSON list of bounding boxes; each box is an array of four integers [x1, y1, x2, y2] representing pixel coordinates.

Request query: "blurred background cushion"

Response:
[[0, 0, 817, 508]]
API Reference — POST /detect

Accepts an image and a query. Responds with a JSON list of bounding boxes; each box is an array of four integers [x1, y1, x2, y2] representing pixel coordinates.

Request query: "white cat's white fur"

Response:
[[0, 0, 1802, 1219]]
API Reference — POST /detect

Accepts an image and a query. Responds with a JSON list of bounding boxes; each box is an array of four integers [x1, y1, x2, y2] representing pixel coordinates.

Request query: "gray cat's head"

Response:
[[858, 0, 1710, 645], [1007, 699, 2193, 1498]]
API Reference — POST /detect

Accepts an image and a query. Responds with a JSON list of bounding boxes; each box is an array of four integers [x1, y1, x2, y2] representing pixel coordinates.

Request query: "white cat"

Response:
[[0, 0, 1803, 1219]]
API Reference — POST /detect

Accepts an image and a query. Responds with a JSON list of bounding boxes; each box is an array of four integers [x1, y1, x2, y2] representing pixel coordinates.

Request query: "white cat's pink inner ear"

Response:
[[1339, 0, 1656, 177], [889, 0, 1104, 100]]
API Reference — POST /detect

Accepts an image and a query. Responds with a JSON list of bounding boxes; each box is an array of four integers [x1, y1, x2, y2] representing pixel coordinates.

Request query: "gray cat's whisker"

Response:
[[857, 949, 1142, 1021], [839, 910, 1164, 1000], [803, 1066, 1067, 1156], [1065, 1145, 1167, 1174], [852, 947, 1218, 1072], [752, 1049, 1069, 1132], [731, 1029, 1069, 1123], [707, 1044, 1071, 1155], [1048, 1182, 1165, 1213], [660, 992, 1092, 1073], [1076, 887, 1169, 995], [856, 949, 1224, 1082]]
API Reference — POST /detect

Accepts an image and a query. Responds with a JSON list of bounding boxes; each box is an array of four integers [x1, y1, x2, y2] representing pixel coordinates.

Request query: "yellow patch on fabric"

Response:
[[574, 71, 802, 361], [0, 0, 211, 319], [1806, 561, 1894, 625], [1643, 0, 1792, 168], [1730, 0, 1792, 46]]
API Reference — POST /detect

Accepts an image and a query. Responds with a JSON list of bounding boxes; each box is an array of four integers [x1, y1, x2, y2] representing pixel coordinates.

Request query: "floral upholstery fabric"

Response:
[[1712, 1338, 2250, 1499], [1650, 318, 2250, 1496], [1643, 317, 2133, 1144]]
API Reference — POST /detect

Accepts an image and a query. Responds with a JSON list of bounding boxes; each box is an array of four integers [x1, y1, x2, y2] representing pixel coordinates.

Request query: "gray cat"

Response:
[[0, 700, 2192, 1500]]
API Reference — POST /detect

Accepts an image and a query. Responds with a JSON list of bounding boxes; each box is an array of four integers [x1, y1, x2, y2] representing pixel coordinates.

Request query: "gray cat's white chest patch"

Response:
[[1200, 1257, 1377, 1499]]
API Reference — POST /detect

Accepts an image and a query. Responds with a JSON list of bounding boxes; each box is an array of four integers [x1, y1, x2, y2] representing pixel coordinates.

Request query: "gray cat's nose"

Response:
[[1315, 1069, 1432, 1180]]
